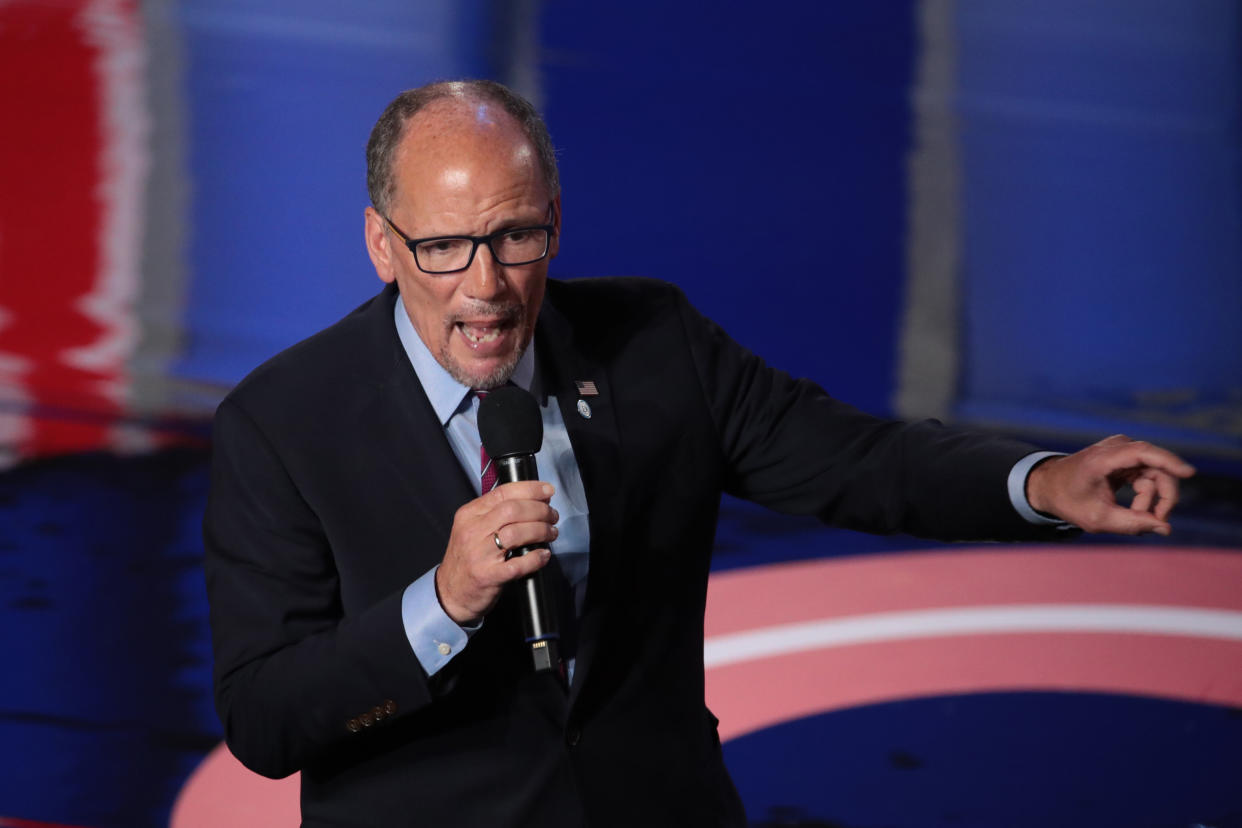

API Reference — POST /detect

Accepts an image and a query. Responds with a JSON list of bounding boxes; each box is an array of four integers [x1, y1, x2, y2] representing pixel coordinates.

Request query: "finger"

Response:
[[459, 481, 555, 518], [1106, 440, 1196, 479], [1129, 478, 1155, 514], [497, 546, 552, 582], [1149, 470, 1181, 522], [496, 521, 559, 552], [492, 480, 556, 501], [488, 499, 560, 529], [1089, 502, 1170, 536]]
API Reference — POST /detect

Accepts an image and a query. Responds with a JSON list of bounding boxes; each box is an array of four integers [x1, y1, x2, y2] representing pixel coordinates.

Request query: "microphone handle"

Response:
[[494, 454, 561, 674]]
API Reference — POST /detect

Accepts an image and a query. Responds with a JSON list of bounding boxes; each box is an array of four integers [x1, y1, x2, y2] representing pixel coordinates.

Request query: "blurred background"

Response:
[[1, 0, 1240, 826]]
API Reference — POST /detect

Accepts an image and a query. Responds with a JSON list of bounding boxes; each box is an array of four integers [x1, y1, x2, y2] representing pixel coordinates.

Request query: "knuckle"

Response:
[[493, 499, 520, 522]]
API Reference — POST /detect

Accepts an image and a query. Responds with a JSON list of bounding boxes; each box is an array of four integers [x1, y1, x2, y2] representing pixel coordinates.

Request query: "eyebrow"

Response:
[[494, 208, 553, 232], [457, 210, 553, 237], [400, 204, 553, 240]]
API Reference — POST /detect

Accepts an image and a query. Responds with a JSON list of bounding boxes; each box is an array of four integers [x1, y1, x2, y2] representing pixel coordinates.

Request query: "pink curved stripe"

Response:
[[706, 631, 1242, 742], [702, 546, 1242, 741], [704, 546, 1242, 637], [169, 743, 300, 828]]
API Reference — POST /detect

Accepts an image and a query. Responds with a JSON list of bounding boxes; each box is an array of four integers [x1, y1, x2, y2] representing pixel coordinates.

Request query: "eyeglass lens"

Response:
[[415, 228, 548, 273]]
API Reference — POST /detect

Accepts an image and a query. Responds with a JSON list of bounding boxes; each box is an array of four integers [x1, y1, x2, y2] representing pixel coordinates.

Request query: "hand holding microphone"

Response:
[[433, 386, 562, 673], [479, 386, 563, 673]]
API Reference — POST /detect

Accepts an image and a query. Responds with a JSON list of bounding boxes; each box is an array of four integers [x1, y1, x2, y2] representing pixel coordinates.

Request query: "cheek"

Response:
[[399, 278, 457, 340]]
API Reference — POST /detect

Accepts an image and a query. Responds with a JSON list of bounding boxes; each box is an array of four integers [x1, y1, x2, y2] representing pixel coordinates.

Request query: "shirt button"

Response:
[[437, 642, 452, 656], [566, 726, 581, 747]]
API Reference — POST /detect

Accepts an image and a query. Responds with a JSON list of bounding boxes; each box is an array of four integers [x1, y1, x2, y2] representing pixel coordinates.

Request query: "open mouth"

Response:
[[457, 322, 504, 344], [454, 317, 518, 350]]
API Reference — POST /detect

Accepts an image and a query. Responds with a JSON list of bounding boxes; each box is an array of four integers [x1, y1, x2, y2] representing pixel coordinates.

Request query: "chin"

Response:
[[442, 349, 523, 391]]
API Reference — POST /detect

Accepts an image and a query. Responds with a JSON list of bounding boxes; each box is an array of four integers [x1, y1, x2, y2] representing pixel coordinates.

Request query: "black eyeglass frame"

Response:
[[382, 208, 557, 275]]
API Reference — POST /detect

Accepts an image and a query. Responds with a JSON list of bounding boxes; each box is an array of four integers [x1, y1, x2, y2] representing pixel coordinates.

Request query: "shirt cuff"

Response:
[[1008, 451, 1074, 527], [401, 566, 480, 677]]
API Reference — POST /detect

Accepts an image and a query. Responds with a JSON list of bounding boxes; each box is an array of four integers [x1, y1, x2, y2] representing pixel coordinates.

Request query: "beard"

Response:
[[438, 339, 527, 390], [438, 300, 529, 390]]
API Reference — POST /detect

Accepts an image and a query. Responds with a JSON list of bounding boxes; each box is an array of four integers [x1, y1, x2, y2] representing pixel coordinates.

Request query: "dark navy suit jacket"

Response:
[[204, 277, 1060, 827]]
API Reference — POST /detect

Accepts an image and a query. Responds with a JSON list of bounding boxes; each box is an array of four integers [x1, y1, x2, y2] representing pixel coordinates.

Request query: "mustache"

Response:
[[450, 302, 522, 325]]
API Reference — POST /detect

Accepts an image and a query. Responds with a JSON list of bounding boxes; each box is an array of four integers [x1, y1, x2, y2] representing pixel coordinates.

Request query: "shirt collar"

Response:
[[393, 292, 536, 426]]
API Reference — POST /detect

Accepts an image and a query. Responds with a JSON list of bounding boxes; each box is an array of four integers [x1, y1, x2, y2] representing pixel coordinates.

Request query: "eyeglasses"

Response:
[[383, 207, 556, 274]]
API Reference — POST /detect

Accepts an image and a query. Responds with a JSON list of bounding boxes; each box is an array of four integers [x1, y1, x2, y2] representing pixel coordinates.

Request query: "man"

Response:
[[204, 80, 1194, 827]]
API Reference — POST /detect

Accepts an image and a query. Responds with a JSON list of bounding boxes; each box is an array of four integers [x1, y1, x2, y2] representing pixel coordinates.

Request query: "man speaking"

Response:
[[203, 80, 1194, 827]]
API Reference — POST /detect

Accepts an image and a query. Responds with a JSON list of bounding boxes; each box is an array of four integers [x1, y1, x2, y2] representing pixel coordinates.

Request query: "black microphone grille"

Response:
[[478, 385, 544, 459]]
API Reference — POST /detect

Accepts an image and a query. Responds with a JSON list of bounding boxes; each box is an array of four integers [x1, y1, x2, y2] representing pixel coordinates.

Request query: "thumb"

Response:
[[1090, 502, 1171, 536]]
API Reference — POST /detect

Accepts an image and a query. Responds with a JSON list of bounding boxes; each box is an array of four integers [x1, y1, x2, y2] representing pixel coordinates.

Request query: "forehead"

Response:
[[390, 99, 546, 218]]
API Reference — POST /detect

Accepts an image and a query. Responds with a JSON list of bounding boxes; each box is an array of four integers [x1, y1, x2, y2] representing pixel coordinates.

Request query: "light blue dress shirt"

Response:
[[394, 295, 591, 678], [392, 293, 1067, 678]]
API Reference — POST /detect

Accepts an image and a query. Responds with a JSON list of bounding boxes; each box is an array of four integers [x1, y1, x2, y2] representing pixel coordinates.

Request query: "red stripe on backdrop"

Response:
[[0, 818, 92, 828], [704, 546, 1242, 636], [707, 631, 1242, 742], [703, 546, 1242, 741], [0, 0, 141, 461]]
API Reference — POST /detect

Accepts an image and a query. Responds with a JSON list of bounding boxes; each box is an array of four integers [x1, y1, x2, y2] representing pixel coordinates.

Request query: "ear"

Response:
[[547, 195, 562, 260], [364, 206, 397, 284]]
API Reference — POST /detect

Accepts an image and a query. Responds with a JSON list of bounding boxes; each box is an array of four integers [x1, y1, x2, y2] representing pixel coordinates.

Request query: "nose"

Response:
[[462, 241, 506, 301]]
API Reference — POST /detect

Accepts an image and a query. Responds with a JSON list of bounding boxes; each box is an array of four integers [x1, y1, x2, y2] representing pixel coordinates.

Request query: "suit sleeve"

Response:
[[203, 396, 434, 778], [672, 288, 1066, 542]]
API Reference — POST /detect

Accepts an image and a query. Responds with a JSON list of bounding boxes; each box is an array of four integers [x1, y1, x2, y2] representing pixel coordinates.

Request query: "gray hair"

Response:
[[366, 80, 560, 215]]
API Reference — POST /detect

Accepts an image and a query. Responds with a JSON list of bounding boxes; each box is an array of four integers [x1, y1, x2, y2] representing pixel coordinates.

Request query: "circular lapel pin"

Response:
[[577, 399, 592, 419]]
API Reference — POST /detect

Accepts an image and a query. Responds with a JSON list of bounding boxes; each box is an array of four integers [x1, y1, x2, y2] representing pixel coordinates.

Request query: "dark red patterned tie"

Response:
[[475, 390, 498, 492]]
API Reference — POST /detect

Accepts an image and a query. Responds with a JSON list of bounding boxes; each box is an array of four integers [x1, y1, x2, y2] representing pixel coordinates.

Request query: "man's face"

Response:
[[365, 101, 559, 389]]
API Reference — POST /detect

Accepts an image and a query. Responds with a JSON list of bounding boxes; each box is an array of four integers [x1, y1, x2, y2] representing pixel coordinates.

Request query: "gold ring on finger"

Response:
[[492, 531, 505, 552]]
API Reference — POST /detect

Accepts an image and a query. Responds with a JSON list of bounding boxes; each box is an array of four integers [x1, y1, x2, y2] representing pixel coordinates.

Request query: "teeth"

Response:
[[460, 324, 502, 344]]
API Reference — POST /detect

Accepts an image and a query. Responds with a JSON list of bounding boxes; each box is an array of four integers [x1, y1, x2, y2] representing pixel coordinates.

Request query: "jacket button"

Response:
[[384, 700, 397, 715], [346, 718, 361, 733], [565, 726, 581, 747], [360, 712, 375, 727], [372, 705, 386, 721]]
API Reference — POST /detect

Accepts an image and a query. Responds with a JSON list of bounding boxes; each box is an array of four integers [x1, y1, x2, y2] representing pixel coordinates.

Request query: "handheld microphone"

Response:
[[478, 385, 561, 674]]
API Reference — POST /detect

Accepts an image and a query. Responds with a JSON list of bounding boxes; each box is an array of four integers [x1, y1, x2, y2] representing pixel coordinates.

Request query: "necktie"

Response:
[[475, 390, 498, 492]]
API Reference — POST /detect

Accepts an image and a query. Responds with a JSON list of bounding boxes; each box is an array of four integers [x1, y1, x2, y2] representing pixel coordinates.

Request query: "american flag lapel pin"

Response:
[[574, 380, 597, 419]]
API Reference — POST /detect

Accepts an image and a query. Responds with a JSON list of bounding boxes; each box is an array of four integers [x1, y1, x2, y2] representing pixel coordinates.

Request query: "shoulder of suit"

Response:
[[544, 276, 692, 330], [221, 284, 397, 417], [545, 275, 684, 304]]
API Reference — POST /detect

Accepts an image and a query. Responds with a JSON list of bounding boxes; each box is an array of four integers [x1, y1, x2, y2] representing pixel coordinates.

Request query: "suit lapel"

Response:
[[535, 297, 626, 706], [356, 285, 476, 559]]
